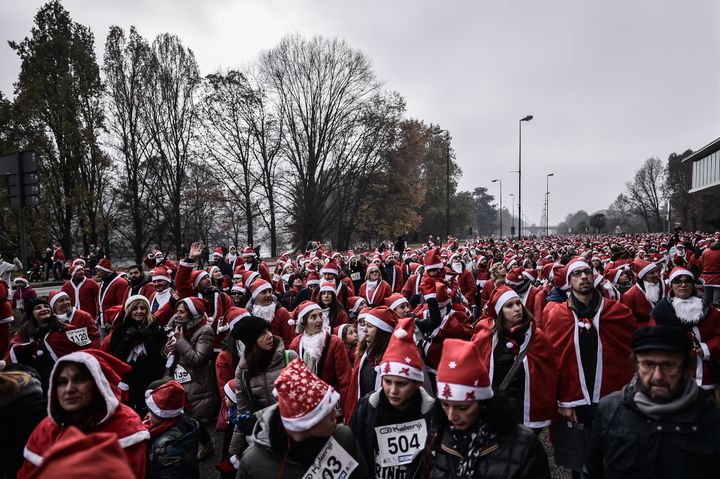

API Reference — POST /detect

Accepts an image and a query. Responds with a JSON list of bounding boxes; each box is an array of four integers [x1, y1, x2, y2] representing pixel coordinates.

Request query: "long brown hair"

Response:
[[355, 328, 391, 366], [490, 303, 534, 338], [245, 334, 279, 377]]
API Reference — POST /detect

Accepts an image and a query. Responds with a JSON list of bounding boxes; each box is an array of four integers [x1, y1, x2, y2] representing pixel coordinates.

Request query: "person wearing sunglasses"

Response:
[[650, 266, 720, 393]]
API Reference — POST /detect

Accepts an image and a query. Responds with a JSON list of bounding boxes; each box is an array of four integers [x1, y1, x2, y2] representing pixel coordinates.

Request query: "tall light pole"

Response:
[[432, 128, 451, 239], [518, 114, 533, 238], [491, 179, 502, 237], [545, 173, 554, 236], [509, 193, 515, 236]]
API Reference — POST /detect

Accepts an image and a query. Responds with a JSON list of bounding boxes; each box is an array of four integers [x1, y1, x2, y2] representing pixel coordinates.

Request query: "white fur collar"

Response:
[[671, 296, 704, 324]]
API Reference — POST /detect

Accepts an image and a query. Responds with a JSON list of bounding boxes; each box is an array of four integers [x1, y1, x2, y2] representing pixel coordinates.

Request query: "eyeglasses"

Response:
[[672, 279, 693, 285], [637, 360, 682, 374], [570, 268, 593, 278]]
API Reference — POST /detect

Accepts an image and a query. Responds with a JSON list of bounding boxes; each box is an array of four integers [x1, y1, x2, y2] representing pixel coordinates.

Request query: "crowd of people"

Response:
[[1, 230, 720, 478]]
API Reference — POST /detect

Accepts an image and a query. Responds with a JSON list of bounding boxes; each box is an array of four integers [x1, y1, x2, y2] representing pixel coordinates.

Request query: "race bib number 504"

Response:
[[303, 437, 358, 479], [375, 419, 427, 467]]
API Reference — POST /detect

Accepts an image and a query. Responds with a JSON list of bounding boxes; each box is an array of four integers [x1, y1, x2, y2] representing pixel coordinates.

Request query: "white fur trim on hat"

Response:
[[436, 381, 494, 401], [96, 264, 113, 273], [298, 302, 321, 323], [193, 271, 209, 289], [223, 381, 237, 404], [669, 268, 694, 282], [565, 260, 591, 284], [388, 296, 408, 311], [281, 386, 340, 432], [425, 262, 443, 271], [152, 271, 172, 283], [364, 312, 394, 333], [251, 282, 272, 299], [319, 283, 337, 294], [306, 278, 321, 286], [638, 262, 658, 279], [377, 361, 424, 382], [494, 289, 520, 316], [179, 297, 198, 317], [145, 394, 183, 419], [49, 291, 70, 310], [124, 294, 150, 313]]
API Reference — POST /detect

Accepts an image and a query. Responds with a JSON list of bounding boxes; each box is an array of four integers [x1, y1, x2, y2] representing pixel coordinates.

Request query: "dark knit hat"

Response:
[[632, 325, 692, 354], [230, 315, 270, 349], [24, 297, 51, 315]]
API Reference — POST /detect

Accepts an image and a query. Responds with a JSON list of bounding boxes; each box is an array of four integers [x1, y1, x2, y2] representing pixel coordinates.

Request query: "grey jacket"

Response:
[[173, 323, 216, 420]]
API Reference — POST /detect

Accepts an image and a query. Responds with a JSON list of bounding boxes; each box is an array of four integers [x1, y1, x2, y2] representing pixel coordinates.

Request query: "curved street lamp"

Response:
[[518, 115, 533, 238]]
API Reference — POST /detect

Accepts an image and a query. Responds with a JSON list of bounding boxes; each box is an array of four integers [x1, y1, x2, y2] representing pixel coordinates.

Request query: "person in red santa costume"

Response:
[[0, 277, 14, 357], [698, 236, 720, 307], [315, 281, 350, 329], [449, 251, 478, 310], [236, 246, 272, 283], [650, 266, 720, 392], [143, 248, 177, 276], [176, 242, 234, 353], [96, 259, 130, 338], [246, 278, 296, 346], [147, 266, 175, 315], [48, 290, 101, 349], [289, 301, 351, 413], [503, 266, 544, 327], [381, 251, 405, 294], [17, 349, 149, 479], [472, 285, 558, 430], [543, 258, 636, 449], [61, 264, 100, 320], [317, 260, 355, 309], [5, 297, 88, 391], [359, 263, 393, 307], [620, 259, 665, 327]]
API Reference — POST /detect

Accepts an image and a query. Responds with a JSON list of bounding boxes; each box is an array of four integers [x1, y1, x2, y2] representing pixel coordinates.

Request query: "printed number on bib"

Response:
[[375, 419, 427, 467], [174, 364, 192, 384], [302, 437, 358, 479], [350, 272, 361, 281], [66, 327, 91, 347]]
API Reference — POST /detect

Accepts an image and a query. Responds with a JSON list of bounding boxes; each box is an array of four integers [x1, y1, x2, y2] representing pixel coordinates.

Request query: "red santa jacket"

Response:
[[699, 247, 720, 286], [401, 273, 423, 299], [61, 308, 101, 349], [6, 323, 87, 365], [289, 332, 352, 408], [123, 281, 156, 304], [385, 264, 405, 294], [516, 284, 544, 326], [215, 349, 239, 431], [62, 277, 100, 319], [359, 279, 393, 307], [19, 371, 149, 479], [620, 281, 665, 326], [473, 319, 559, 428], [98, 274, 129, 325], [421, 307, 473, 373], [0, 280, 11, 357], [142, 256, 177, 275], [480, 279, 498, 310], [238, 261, 272, 283], [543, 297, 636, 407], [456, 268, 478, 305]]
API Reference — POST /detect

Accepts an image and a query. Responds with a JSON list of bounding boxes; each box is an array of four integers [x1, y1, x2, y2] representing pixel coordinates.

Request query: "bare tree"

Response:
[[623, 157, 665, 232], [142, 33, 201, 255]]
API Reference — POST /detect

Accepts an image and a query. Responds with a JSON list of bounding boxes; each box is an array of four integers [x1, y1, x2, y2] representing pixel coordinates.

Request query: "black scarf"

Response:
[[450, 419, 496, 479]]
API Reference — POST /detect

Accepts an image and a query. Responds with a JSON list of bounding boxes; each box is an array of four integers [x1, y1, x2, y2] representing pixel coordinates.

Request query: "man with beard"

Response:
[[176, 242, 234, 352], [650, 266, 720, 392], [621, 259, 665, 327], [381, 253, 404, 294], [124, 264, 155, 302], [247, 279, 296, 346], [96, 259, 129, 337], [544, 258, 636, 476], [586, 325, 720, 478], [61, 264, 100, 320], [147, 267, 174, 314], [448, 252, 477, 309]]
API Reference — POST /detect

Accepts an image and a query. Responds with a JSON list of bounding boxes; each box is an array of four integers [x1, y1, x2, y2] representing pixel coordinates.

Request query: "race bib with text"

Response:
[[374, 419, 427, 467], [66, 327, 91, 347], [303, 436, 358, 479], [174, 364, 192, 384]]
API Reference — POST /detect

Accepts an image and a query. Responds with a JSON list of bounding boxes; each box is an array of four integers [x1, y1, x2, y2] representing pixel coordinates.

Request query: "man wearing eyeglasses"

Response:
[[586, 325, 720, 478], [650, 266, 720, 393], [544, 258, 637, 476]]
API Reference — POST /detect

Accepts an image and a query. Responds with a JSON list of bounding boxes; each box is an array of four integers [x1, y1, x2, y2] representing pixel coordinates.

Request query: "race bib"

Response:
[[174, 364, 192, 384], [66, 327, 91, 347], [374, 419, 427, 467], [16, 299, 24, 310], [350, 272, 361, 281], [303, 437, 358, 479]]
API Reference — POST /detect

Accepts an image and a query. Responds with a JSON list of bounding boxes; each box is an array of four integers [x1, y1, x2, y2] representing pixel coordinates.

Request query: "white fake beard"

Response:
[[252, 302, 277, 322], [365, 280, 378, 289], [451, 262, 463, 274], [643, 281, 661, 304], [321, 308, 331, 332], [244, 262, 253, 270], [672, 296, 704, 325], [300, 330, 326, 373], [59, 308, 74, 322]]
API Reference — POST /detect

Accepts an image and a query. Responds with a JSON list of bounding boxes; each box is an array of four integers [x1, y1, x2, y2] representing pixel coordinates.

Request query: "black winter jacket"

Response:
[[585, 381, 720, 479], [430, 420, 550, 479], [147, 414, 200, 479]]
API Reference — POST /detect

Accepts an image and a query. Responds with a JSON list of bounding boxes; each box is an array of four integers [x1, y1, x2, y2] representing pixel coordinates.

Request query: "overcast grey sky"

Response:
[[2, 0, 719, 226]]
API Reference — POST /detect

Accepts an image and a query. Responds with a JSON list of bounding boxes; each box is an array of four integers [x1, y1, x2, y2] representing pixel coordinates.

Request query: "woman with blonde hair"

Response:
[[107, 294, 166, 415]]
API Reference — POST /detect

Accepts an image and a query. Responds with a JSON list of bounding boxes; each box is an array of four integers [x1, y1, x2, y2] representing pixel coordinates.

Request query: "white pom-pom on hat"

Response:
[[394, 328, 408, 339]]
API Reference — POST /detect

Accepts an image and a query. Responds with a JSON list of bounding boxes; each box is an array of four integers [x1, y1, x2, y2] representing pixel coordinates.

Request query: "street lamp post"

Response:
[[491, 179, 502, 237], [546, 173, 554, 236], [432, 128, 451, 239], [509, 193, 515, 236], [518, 115, 533, 239]]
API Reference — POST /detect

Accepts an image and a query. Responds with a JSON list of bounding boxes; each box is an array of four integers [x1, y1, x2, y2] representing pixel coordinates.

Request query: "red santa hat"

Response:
[[292, 301, 321, 331], [319, 281, 337, 295], [178, 297, 207, 318], [213, 247, 224, 258], [240, 269, 260, 288], [48, 290, 69, 310], [233, 266, 244, 280], [488, 285, 520, 319], [190, 269, 209, 289], [603, 267, 627, 284], [207, 265, 221, 278], [275, 359, 340, 432], [49, 350, 134, 425], [223, 379, 237, 404], [151, 267, 172, 283], [333, 323, 352, 339], [435, 282, 451, 308], [72, 257, 86, 266], [423, 248, 443, 271], [668, 266, 694, 283], [504, 267, 525, 286], [96, 259, 113, 273], [124, 294, 150, 313], [231, 284, 245, 295], [384, 293, 408, 311], [242, 246, 256, 258], [225, 306, 250, 330], [320, 261, 340, 277], [346, 296, 366, 314], [377, 316, 424, 382], [306, 271, 321, 286], [564, 258, 591, 285], [364, 306, 398, 333], [436, 339, 493, 401], [633, 259, 658, 279], [250, 279, 272, 299], [71, 263, 85, 276], [145, 379, 186, 419], [13, 276, 29, 286]]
